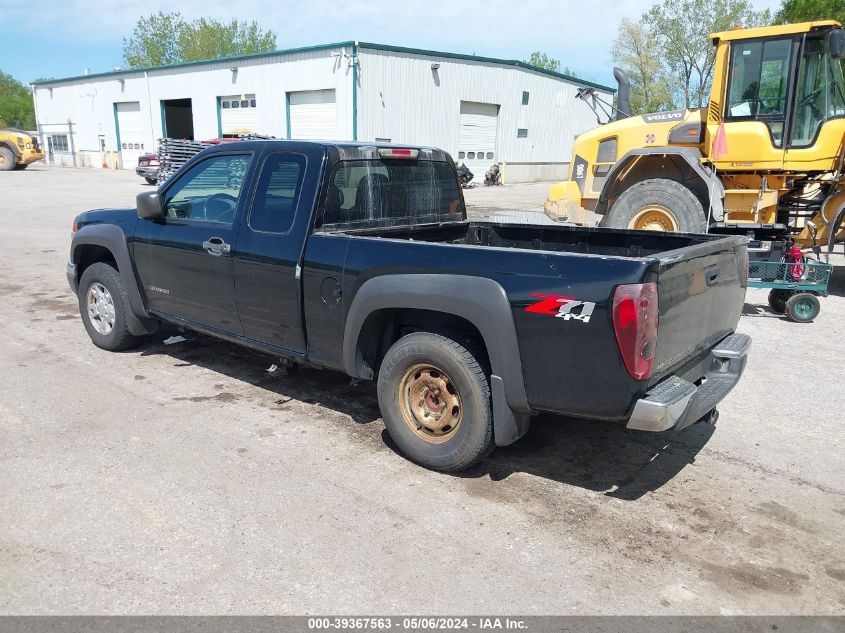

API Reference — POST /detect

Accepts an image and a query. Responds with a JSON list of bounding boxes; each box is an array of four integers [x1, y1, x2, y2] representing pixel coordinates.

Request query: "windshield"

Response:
[[320, 159, 464, 230], [790, 33, 845, 146]]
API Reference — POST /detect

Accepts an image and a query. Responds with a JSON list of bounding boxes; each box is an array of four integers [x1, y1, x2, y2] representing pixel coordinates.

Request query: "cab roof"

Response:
[[710, 20, 841, 44], [204, 139, 453, 162]]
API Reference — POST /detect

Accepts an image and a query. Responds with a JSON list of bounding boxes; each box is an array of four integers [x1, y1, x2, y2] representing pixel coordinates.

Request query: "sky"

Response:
[[1, 0, 783, 87]]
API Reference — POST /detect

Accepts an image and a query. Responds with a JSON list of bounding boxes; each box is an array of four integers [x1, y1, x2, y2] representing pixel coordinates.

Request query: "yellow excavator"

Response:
[[545, 20, 845, 256]]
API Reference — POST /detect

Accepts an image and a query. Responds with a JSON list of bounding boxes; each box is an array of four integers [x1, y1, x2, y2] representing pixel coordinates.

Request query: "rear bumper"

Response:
[[626, 332, 750, 432], [136, 166, 158, 178]]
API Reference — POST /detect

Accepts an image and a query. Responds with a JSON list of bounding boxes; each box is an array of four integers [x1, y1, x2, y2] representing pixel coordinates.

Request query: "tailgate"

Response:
[[650, 235, 748, 384]]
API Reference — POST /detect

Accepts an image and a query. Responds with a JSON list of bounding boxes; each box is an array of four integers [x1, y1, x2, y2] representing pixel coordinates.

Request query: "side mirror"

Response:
[[830, 29, 845, 59], [137, 190, 163, 219]]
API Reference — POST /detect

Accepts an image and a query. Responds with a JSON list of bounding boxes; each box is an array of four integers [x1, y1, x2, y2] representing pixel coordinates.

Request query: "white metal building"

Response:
[[31, 41, 613, 182]]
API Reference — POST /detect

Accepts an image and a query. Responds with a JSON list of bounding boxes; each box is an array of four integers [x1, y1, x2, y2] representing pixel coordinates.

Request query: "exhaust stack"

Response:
[[613, 67, 632, 120]]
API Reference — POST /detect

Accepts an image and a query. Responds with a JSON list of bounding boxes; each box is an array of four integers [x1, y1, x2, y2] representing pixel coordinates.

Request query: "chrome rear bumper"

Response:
[[626, 333, 750, 432]]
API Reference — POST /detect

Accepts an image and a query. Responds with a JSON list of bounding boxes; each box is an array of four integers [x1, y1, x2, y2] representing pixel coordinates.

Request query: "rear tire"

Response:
[[145, 177, 157, 185], [377, 332, 493, 472], [785, 293, 820, 323], [14, 162, 29, 170], [78, 262, 141, 351], [0, 147, 15, 171], [600, 178, 707, 233], [768, 289, 791, 313]]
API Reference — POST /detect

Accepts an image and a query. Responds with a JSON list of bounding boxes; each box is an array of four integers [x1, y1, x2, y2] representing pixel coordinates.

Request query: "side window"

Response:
[[249, 153, 306, 233], [726, 38, 792, 146], [162, 154, 251, 224]]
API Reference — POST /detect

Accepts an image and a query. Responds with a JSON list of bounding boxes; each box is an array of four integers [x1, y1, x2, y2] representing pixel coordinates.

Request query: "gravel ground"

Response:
[[0, 165, 843, 615]]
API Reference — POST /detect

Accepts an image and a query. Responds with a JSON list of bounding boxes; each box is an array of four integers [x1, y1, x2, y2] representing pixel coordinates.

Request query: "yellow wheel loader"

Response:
[[545, 21, 845, 256], [0, 128, 45, 171]]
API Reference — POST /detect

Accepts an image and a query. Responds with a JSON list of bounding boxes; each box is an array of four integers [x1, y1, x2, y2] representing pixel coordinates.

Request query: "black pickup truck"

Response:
[[67, 140, 750, 471]]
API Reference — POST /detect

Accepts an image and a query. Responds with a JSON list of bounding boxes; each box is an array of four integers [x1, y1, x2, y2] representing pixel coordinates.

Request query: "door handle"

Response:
[[202, 237, 231, 256]]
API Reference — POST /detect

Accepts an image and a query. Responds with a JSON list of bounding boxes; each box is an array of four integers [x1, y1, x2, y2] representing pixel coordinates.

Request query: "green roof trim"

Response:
[[356, 42, 614, 92], [31, 41, 356, 86], [31, 40, 614, 93]]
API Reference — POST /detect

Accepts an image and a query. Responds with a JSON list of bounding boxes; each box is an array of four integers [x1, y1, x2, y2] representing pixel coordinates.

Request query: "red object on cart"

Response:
[[784, 244, 805, 281]]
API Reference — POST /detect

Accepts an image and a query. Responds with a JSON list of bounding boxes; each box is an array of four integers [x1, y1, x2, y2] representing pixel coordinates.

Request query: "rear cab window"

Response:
[[320, 158, 463, 230]]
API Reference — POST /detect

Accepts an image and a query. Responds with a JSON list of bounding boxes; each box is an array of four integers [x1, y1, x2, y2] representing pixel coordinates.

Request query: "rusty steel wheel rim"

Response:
[[629, 205, 679, 232], [398, 363, 463, 444]]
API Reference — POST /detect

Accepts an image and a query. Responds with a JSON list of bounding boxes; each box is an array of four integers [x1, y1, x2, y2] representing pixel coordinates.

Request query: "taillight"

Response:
[[149, 159, 161, 166], [612, 282, 658, 381], [72, 220, 78, 233]]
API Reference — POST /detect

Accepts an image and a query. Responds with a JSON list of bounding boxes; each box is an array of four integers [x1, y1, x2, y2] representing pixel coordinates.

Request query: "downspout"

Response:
[[144, 71, 156, 144], [352, 41, 358, 141], [29, 84, 42, 150], [216, 97, 223, 138]]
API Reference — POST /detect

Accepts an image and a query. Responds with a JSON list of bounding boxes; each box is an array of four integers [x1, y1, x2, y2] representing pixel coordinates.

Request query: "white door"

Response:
[[220, 94, 258, 136], [289, 89, 337, 140], [458, 101, 499, 183], [115, 101, 143, 169]]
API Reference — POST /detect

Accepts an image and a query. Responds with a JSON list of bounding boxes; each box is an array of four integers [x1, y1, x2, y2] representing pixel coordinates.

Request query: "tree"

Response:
[[644, 0, 771, 108], [0, 72, 35, 129], [776, 0, 845, 23], [178, 18, 277, 62], [123, 12, 186, 68], [523, 51, 579, 77], [523, 51, 561, 72], [123, 12, 276, 69], [611, 18, 676, 114]]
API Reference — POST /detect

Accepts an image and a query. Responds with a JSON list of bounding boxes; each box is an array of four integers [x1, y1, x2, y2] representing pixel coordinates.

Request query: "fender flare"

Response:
[[343, 275, 531, 445], [71, 224, 157, 335], [599, 147, 725, 221]]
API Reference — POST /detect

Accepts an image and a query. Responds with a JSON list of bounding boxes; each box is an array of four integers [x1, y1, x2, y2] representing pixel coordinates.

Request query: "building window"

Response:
[[467, 152, 475, 159], [458, 152, 465, 159], [517, 128, 528, 138], [231, 101, 240, 108], [486, 152, 494, 159], [50, 134, 69, 152], [221, 100, 230, 108], [522, 91, 529, 105], [250, 99, 256, 107]]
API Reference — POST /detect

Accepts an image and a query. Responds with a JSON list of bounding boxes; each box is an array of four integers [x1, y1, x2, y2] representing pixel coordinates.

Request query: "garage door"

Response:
[[458, 101, 499, 183], [115, 101, 143, 169], [220, 94, 258, 136], [289, 89, 336, 140]]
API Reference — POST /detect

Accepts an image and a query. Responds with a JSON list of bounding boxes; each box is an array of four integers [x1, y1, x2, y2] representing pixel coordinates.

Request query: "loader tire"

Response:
[[600, 178, 707, 233]]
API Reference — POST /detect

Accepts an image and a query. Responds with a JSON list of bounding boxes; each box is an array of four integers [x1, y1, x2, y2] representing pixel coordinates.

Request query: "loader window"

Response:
[[789, 34, 845, 147], [726, 37, 792, 147]]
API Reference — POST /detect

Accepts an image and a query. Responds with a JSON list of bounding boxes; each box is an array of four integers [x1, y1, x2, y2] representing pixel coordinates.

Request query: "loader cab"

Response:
[[710, 21, 845, 168]]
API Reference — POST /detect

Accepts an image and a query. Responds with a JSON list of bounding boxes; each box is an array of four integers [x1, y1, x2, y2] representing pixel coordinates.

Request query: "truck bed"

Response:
[[313, 218, 748, 421], [326, 219, 726, 258]]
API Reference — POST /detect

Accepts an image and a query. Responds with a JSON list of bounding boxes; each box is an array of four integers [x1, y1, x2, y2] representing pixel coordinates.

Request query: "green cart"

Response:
[[748, 259, 832, 322]]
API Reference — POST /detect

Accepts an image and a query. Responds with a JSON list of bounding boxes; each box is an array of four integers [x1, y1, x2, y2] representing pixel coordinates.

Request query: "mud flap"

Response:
[[491, 375, 530, 446]]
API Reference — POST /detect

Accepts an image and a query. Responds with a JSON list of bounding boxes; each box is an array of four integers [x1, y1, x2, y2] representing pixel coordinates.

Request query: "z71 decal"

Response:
[[524, 293, 596, 323]]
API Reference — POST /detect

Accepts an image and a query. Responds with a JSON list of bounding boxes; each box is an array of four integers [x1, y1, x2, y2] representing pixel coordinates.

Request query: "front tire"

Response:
[[14, 162, 29, 170], [600, 178, 707, 233], [78, 262, 141, 351], [145, 177, 157, 185], [0, 147, 15, 171], [377, 332, 493, 472]]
